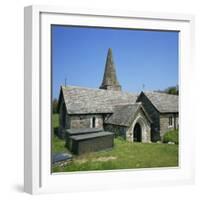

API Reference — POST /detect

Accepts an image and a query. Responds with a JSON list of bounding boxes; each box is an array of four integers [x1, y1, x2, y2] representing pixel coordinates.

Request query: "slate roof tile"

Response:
[[104, 103, 141, 126], [61, 85, 138, 114], [143, 92, 178, 113], [59, 86, 178, 116]]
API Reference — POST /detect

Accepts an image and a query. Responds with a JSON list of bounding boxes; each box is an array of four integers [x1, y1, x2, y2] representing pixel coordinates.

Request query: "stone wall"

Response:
[[65, 113, 71, 129], [137, 93, 160, 141], [58, 100, 69, 138], [160, 113, 179, 139], [70, 114, 103, 129], [59, 99, 71, 129], [58, 100, 64, 129], [58, 99, 104, 137], [104, 124, 127, 139]]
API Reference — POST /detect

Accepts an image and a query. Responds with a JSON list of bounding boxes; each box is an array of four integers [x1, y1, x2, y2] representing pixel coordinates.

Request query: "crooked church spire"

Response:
[[99, 48, 121, 91]]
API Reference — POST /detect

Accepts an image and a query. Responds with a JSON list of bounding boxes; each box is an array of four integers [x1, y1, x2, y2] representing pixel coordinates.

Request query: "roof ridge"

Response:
[[114, 102, 141, 107], [144, 91, 178, 96], [61, 85, 138, 95]]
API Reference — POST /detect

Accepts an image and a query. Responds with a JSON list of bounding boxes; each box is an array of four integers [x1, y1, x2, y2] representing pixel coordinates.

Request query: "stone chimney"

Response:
[[99, 48, 121, 91]]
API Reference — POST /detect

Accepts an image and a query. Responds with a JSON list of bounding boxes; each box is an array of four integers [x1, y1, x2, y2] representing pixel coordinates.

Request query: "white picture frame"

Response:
[[24, 5, 195, 194]]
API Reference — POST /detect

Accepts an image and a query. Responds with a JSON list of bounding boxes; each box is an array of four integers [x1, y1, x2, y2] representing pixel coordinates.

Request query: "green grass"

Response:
[[52, 114, 66, 153], [52, 114, 179, 172]]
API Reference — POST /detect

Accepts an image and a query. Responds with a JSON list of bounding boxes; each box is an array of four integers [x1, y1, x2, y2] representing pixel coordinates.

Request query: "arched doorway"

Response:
[[133, 123, 142, 142]]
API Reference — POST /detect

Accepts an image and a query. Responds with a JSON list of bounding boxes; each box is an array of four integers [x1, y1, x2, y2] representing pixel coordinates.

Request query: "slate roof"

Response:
[[105, 104, 140, 126], [142, 92, 178, 113], [105, 103, 152, 127], [60, 85, 138, 114]]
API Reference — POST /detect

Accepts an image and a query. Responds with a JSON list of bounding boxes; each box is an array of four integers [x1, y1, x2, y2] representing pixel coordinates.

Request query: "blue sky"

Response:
[[52, 25, 178, 99]]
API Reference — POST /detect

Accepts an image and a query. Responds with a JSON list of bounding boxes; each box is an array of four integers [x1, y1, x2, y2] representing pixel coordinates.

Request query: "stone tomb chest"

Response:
[[65, 128, 114, 155]]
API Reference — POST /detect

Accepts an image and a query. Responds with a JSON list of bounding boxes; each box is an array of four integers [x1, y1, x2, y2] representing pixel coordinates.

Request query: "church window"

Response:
[[169, 116, 173, 127], [92, 117, 96, 128]]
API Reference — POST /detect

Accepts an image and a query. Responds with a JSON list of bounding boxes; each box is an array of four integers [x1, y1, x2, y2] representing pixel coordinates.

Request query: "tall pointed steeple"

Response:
[[99, 48, 121, 91]]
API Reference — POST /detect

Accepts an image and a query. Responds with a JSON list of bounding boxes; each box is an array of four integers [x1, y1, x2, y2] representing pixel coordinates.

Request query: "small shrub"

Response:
[[163, 130, 178, 144]]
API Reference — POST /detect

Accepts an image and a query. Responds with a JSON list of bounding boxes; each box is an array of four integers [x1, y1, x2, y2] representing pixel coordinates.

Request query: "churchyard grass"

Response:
[[52, 114, 66, 153], [52, 114, 178, 172]]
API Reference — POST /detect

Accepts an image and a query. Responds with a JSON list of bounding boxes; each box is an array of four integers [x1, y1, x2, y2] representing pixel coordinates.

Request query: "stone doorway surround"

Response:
[[126, 112, 151, 143]]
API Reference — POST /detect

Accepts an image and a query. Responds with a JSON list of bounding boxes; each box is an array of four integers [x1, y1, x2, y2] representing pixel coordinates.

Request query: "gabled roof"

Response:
[[59, 85, 138, 114], [141, 92, 178, 113], [105, 103, 152, 127]]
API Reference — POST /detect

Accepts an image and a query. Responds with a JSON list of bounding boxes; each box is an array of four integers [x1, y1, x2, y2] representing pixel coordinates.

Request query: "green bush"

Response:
[[163, 130, 179, 144]]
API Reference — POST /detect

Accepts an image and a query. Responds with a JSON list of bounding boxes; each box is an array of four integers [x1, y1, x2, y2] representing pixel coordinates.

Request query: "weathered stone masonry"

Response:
[[160, 113, 179, 139], [126, 109, 151, 142], [70, 115, 103, 129], [136, 92, 160, 141], [137, 91, 178, 141]]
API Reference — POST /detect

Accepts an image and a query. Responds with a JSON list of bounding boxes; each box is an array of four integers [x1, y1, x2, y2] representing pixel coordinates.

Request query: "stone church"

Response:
[[57, 48, 178, 154]]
